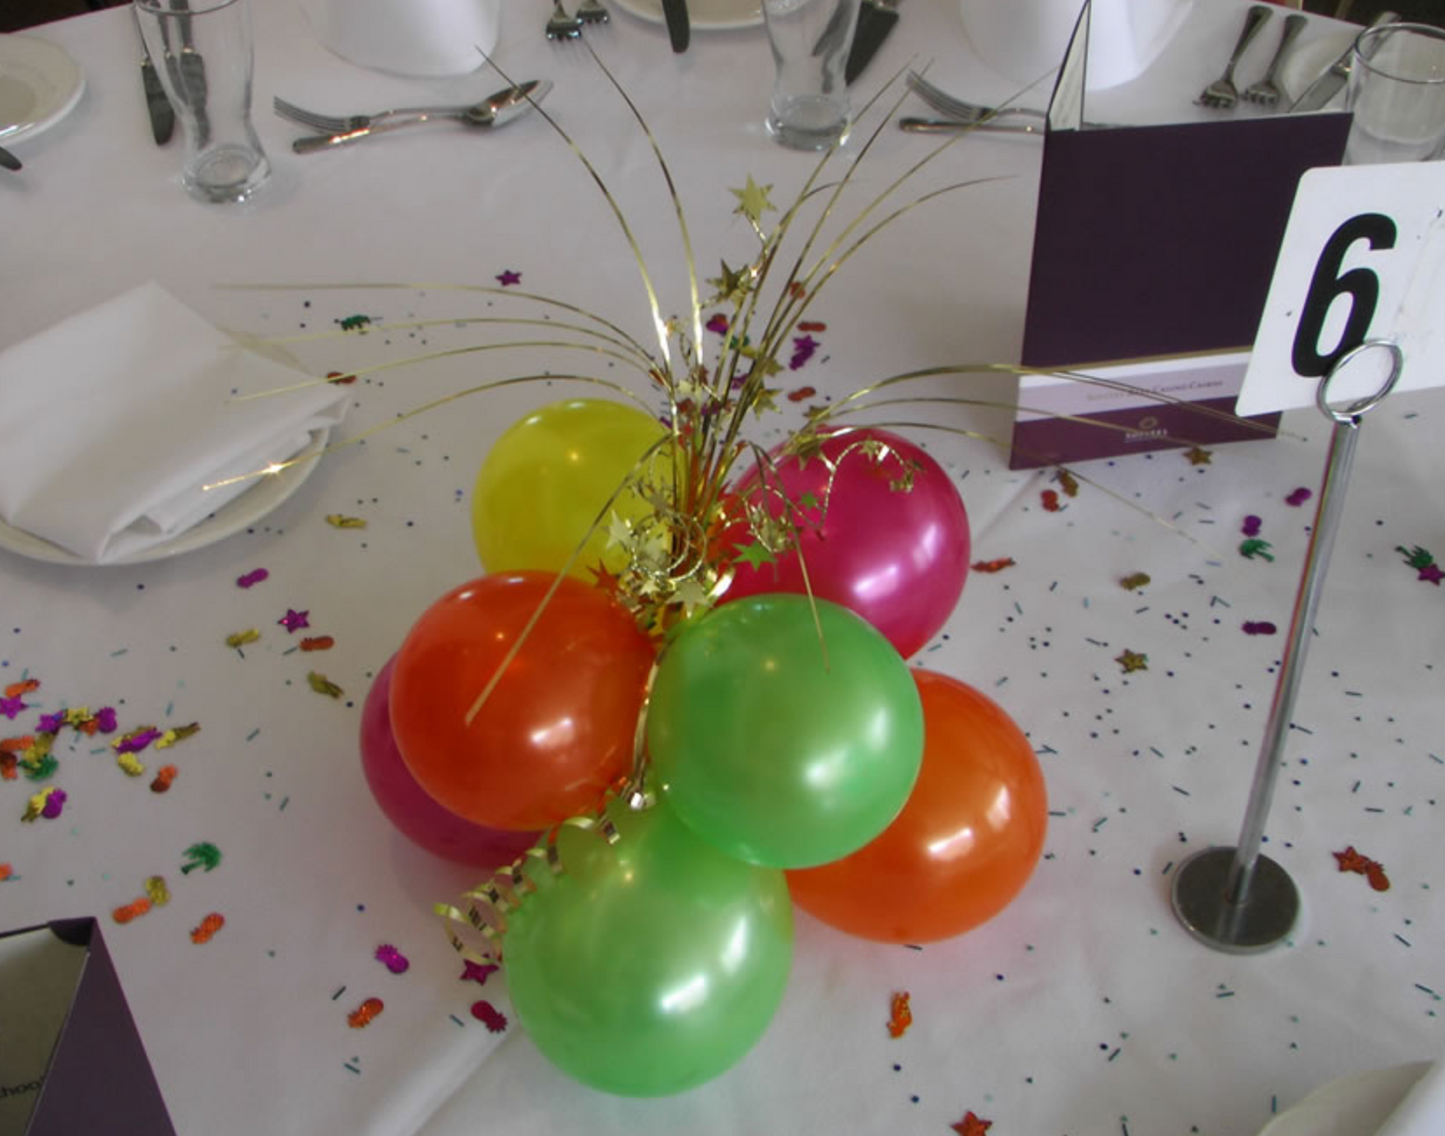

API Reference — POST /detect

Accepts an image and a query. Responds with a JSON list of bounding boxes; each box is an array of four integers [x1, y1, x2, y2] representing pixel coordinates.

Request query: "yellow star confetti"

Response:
[[1116, 649, 1148, 674], [1184, 446, 1212, 465]]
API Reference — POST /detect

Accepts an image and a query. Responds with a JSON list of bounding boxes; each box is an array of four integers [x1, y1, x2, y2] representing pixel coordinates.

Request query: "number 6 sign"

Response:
[[1238, 161, 1445, 417]]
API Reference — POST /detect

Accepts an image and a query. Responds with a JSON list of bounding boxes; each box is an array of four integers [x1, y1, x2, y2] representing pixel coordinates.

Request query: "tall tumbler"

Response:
[[133, 0, 271, 203], [1344, 22, 1445, 165], [762, 0, 862, 151]]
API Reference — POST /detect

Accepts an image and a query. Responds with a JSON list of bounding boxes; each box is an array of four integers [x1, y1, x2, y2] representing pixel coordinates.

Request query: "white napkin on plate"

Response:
[[0, 282, 349, 564], [1376, 1058, 1445, 1136]]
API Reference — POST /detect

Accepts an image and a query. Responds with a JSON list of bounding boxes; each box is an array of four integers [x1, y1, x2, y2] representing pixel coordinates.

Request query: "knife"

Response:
[[662, 0, 690, 53], [1289, 9, 1399, 113], [132, 5, 175, 144], [845, 0, 899, 86], [0, 145, 21, 172]]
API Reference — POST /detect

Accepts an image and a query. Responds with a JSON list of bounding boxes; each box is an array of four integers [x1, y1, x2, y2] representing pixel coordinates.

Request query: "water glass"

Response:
[[762, 0, 862, 151], [1344, 22, 1445, 165], [133, 0, 271, 203]]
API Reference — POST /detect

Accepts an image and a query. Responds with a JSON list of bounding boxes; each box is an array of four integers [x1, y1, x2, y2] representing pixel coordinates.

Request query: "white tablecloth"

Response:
[[2, 2, 1441, 1135]]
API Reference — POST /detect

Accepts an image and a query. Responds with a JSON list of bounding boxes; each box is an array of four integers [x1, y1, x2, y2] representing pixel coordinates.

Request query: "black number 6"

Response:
[[1291, 213, 1397, 378]]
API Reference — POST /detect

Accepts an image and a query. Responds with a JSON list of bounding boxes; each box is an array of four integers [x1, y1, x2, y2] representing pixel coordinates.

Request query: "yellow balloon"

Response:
[[471, 399, 667, 581]]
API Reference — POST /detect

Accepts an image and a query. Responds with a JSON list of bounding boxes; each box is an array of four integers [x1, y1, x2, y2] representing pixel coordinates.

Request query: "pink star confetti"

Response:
[[496, 269, 521, 287], [278, 609, 310, 633], [461, 959, 499, 986]]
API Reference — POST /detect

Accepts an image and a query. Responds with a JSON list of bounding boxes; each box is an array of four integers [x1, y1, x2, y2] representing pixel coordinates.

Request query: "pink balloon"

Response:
[[724, 428, 970, 658], [361, 656, 539, 865]]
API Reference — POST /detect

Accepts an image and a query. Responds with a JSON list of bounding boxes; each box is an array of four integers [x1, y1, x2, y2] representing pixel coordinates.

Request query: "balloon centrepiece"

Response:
[[787, 669, 1047, 943], [470, 398, 668, 581], [500, 797, 793, 1097], [361, 656, 540, 865], [724, 427, 971, 659], [389, 571, 655, 831], [646, 594, 924, 869]]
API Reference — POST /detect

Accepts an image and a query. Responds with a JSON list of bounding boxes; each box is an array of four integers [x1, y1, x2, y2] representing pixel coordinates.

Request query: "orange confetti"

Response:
[[796, 320, 826, 332], [151, 764, 178, 793], [1, 735, 33, 752], [326, 370, 357, 385], [1366, 863, 1392, 892], [347, 997, 384, 1028], [887, 991, 913, 1038], [4, 679, 39, 699], [1041, 488, 1062, 512], [190, 913, 226, 944], [951, 1112, 993, 1136], [1055, 469, 1080, 498], [299, 636, 335, 652], [1333, 846, 1373, 874], [971, 557, 1016, 574], [111, 898, 153, 925], [787, 386, 817, 403], [1, 754, 16, 781], [788, 282, 806, 300], [0, 864, 13, 881]]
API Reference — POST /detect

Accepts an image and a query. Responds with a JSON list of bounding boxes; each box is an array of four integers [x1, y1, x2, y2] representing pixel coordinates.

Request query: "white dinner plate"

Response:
[[0, 33, 85, 143], [0, 428, 331, 567], [613, 0, 762, 32], [1256, 1062, 1433, 1136], [1279, 30, 1356, 110]]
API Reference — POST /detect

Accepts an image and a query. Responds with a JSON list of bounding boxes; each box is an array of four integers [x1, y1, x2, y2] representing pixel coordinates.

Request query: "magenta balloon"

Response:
[[360, 656, 539, 865], [725, 428, 970, 658]]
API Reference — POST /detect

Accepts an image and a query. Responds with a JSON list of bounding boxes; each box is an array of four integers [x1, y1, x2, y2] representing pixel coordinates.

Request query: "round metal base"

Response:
[[1170, 847, 1299, 954]]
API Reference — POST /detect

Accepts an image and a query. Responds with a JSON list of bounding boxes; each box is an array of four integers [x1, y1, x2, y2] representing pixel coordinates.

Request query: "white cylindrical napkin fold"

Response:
[[0, 282, 349, 564], [1375, 1058, 1445, 1135], [295, 0, 501, 78]]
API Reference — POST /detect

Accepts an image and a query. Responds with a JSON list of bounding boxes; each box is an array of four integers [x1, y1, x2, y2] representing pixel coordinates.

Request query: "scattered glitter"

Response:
[[1396, 545, 1443, 586], [114, 726, 163, 754]]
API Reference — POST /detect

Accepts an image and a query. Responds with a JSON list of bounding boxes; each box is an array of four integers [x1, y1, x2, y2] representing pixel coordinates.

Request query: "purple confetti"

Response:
[[1242, 621, 1278, 636], [0, 696, 24, 720], [1241, 515, 1263, 537], [115, 728, 163, 754], [706, 314, 729, 336], [375, 944, 410, 974], [470, 1000, 508, 1033], [278, 609, 310, 633], [237, 568, 270, 589], [94, 707, 117, 733], [41, 788, 67, 819], [37, 711, 66, 734], [788, 334, 820, 370], [461, 959, 499, 986], [1285, 487, 1312, 507]]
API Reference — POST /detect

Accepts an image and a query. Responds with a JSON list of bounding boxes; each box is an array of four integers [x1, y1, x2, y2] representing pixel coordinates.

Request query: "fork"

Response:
[[546, 0, 583, 38], [576, 0, 609, 24], [907, 71, 1048, 123], [1242, 12, 1307, 107], [1196, 4, 1273, 109]]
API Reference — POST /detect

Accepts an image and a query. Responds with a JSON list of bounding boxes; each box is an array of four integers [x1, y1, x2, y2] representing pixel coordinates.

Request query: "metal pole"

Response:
[[1171, 341, 1403, 953]]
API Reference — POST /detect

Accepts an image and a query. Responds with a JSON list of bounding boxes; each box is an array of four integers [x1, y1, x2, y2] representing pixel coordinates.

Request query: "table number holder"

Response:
[[1170, 340, 1404, 953]]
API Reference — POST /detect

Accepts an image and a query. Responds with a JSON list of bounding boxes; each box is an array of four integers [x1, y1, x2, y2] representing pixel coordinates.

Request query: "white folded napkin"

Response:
[[0, 282, 349, 564], [1377, 1058, 1445, 1136]]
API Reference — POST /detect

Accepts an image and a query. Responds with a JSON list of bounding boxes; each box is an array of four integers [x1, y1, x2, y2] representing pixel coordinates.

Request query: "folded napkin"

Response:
[[0, 282, 349, 564], [1377, 1058, 1445, 1136]]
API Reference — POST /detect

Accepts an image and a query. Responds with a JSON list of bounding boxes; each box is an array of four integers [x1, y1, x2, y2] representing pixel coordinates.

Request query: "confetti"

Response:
[[227, 630, 262, 649], [887, 991, 913, 1038], [1055, 468, 1080, 497], [496, 270, 521, 287], [181, 842, 222, 874], [1040, 489, 1062, 512], [1241, 515, 1263, 537], [788, 334, 820, 370], [0, 696, 24, 720], [796, 320, 826, 332], [705, 313, 730, 335], [300, 636, 335, 652], [0, 753, 15, 781], [278, 609, 310, 633], [1120, 572, 1151, 591], [1396, 545, 1443, 586], [116, 752, 147, 777], [972, 558, 1016, 574], [114, 726, 163, 754], [237, 568, 270, 588], [336, 314, 372, 330], [461, 959, 499, 986], [1239, 539, 1275, 562], [470, 1000, 508, 1033], [190, 913, 226, 944], [951, 1112, 993, 1136], [326, 515, 368, 529], [1242, 621, 1278, 636], [787, 385, 817, 402], [22, 787, 64, 822], [151, 765, 178, 793], [145, 876, 171, 906], [326, 371, 358, 385], [1333, 845, 1390, 891], [4, 679, 39, 699], [375, 945, 410, 974], [1116, 649, 1148, 674], [21, 753, 57, 781], [307, 672, 344, 699], [112, 898, 152, 924], [155, 723, 200, 749], [1184, 445, 1212, 465], [1285, 487, 1312, 506], [348, 997, 384, 1028], [0, 864, 12, 882]]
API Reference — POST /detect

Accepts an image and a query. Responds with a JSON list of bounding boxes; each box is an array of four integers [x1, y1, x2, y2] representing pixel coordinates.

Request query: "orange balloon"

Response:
[[389, 572, 655, 831], [786, 669, 1047, 943]]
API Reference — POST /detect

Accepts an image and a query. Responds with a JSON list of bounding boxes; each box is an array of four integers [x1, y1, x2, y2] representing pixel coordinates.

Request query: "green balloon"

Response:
[[647, 594, 925, 869], [502, 798, 793, 1097]]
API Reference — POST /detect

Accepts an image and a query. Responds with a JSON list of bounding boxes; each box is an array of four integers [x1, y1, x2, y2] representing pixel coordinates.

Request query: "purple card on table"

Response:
[[0, 917, 176, 1136], [1009, 101, 1351, 469]]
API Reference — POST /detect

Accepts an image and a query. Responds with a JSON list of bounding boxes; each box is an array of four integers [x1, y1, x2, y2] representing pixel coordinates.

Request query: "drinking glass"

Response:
[[133, 0, 271, 203], [1344, 22, 1445, 165], [762, 0, 862, 151]]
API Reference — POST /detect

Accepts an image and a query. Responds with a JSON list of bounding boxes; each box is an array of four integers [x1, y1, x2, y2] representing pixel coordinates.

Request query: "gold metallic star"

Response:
[[1115, 649, 1148, 674], [1184, 446, 1212, 465]]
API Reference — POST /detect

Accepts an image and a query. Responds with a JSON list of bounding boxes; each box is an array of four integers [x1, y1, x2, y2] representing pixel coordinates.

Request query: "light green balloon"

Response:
[[647, 594, 925, 869], [502, 798, 793, 1097]]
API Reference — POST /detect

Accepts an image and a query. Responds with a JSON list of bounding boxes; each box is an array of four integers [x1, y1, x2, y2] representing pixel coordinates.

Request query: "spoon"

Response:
[[291, 80, 552, 155]]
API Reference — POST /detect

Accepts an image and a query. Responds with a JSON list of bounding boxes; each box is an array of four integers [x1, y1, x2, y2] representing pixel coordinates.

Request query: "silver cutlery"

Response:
[[898, 116, 1046, 136], [284, 80, 551, 154], [576, 0, 610, 24], [546, 0, 583, 39], [1290, 9, 1400, 112], [0, 145, 21, 172], [131, 4, 175, 144], [907, 71, 1047, 123], [1197, 4, 1273, 109], [1243, 13, 1307, 107]]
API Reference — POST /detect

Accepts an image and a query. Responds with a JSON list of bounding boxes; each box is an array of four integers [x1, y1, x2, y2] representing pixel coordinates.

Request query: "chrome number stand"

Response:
[[1171, 341, 1405, 953]]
